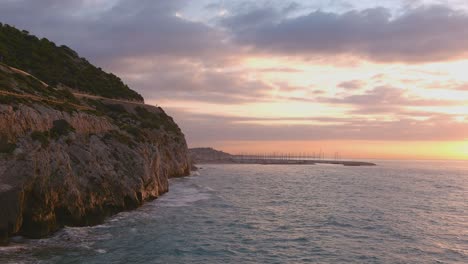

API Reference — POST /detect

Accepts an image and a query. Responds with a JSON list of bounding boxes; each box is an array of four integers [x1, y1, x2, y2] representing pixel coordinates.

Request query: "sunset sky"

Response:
[[1, 0, 467, 159]]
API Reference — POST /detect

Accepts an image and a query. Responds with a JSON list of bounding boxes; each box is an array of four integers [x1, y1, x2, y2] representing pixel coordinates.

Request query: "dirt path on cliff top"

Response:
[[72, 92, 145, 106], [2, 64, 147, 108], [0, 90, 149, 112], [0, 90, 94, 111]]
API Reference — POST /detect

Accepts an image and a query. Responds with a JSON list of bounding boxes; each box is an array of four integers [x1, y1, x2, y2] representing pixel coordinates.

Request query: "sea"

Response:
[[1, 160, 467, 263]]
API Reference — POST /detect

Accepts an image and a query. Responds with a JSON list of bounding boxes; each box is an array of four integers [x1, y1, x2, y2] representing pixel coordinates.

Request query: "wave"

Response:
[[158, 185, 212, 207]]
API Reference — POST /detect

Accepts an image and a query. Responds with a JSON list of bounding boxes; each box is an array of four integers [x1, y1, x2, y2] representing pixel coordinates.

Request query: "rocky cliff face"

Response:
[[0, 95, 190, 245], [0, 24, 191, 244]]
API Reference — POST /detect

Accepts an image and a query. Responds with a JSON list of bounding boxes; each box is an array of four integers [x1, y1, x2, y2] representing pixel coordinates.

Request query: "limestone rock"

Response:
[[0, 102, 190, 245]]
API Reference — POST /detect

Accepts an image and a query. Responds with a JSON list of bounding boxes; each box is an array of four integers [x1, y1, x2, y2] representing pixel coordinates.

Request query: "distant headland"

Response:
[[189, 148, 376, 167]]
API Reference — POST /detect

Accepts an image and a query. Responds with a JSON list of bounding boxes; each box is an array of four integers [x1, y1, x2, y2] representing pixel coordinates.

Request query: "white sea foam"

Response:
[[0, 244, 27, 252], [0, 184, 13, 192], [158, 186, 211, 207]]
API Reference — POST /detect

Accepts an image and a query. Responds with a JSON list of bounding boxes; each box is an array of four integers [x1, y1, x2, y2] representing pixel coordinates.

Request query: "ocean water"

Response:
[[1, 161, 467, 263]]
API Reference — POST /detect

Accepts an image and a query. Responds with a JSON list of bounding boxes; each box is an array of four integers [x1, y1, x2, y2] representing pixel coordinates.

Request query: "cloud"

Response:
[[106, 57, 274, 104], [0, 0, 229, 64], [319, 86, 464, 114], [454, 83, 468, 91], [222, 5, 468, 62], [167, 108, 468, 143], [337, 80, 365, 90]]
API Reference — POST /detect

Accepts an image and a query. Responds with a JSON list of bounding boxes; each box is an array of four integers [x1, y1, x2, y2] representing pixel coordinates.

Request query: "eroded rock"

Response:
[[0, 103, 190, 244]]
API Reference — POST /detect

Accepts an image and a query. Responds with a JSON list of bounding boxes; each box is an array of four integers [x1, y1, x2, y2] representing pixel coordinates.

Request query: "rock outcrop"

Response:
[[0, 70, 190, 245], [0, 102, 190, 244], [0, 24, 192, 244]]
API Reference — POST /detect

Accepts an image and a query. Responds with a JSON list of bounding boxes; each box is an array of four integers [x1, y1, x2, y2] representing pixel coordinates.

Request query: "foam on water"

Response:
[[1, 161, 467, 264], [156, 184, 212, 207], [95, 249, 107, 254]]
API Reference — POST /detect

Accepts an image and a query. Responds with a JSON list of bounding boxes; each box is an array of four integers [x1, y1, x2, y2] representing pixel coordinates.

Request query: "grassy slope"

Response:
[[0, 23, 143, 101]]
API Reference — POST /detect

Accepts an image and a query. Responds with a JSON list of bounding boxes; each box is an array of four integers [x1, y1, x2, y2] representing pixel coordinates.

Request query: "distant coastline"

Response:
[[189, 148, 376, 167]]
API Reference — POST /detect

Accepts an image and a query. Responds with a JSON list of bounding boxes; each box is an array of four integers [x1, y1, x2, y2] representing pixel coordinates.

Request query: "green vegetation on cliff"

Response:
[[0, 23, 143, 101], [0, 136, 16, 154]]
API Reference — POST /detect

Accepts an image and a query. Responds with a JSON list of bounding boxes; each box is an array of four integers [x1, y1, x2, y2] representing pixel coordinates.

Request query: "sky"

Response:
[[1, 0, 467, 160]]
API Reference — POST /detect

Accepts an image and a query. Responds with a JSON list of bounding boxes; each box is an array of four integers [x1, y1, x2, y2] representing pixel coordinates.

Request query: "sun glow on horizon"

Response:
[[156, 54, 468, 160]]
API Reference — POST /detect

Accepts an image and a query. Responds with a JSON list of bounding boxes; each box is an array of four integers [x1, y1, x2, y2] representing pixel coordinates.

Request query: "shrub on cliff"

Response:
[[103, 130, 136, 147], [0, 69, 13, 89], [135, 106, 181, 134], [31, 131, 50, 147], [50, 119, 75, 139], [0, 137, 16, 154], [0, 95, 25, 105]]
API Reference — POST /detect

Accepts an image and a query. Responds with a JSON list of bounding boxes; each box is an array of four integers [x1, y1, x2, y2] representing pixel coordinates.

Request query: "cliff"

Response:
[[0, 28, 190, 244]]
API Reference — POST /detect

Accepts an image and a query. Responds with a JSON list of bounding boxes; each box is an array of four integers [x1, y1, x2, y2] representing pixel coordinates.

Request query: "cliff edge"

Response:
[[0, 25, 190, 244]]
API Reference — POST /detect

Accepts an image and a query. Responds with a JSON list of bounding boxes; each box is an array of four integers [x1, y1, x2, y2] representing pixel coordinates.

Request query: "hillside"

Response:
[[0, 28, 190, 245], [0, 23, 143, 101], [189, 147, 234, 163]]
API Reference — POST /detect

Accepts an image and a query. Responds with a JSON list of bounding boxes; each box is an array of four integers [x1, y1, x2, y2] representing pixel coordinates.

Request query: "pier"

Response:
[[189, 148, 377, 166], [232, 154, 375, 166]]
